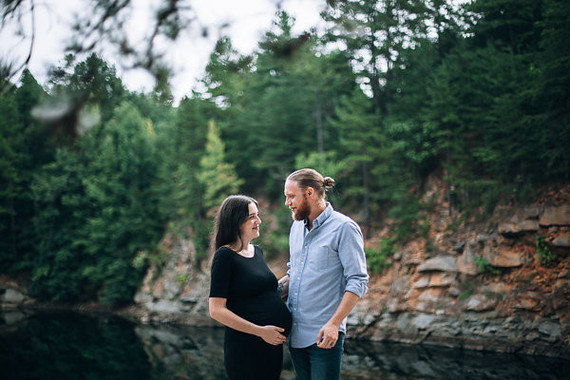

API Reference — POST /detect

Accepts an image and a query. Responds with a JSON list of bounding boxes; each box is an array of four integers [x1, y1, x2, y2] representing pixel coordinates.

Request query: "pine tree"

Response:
[[0, 70, 52, 271], [534, 0, 570, 181], [323, 0, 429, 117], [333, 89, 383, 235], [197, 120, 243, 212]]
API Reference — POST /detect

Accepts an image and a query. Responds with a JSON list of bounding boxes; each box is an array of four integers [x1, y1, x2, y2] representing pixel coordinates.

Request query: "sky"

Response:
[[1, 0, 326, 101]]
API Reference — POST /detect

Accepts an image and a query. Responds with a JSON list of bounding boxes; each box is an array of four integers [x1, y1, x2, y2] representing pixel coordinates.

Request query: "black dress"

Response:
[[209, 246, 292, 380]]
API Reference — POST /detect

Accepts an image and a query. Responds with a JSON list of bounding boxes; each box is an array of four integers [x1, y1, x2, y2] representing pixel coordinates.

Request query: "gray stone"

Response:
[[2, 310, 26, 325], [148, 329, 184, 346], [476, 234, 490, 243], [390, 276, 410, 296], [525, 331, 539, 341], [157, 278, 182, 300], [480, 283, 507, 294], [147, 300, 182, 314], [418, 256, 458, 272], [498, 218, 538, 236], [512, 292, 541, 311], [465, 294, 497, 312], [539, 204, 570, 227], [348, 302, 377, 325], [552, 233, 570, 248], [458, 241, 479, 275], [415, 302, 436, 313], [524, 205, 540, 219], [555, 279, 568, 290], [427, 272, 456, 287], [453, 241, 465, 253], [386, 299, 402, 313], [2, 288, 26, 304], [412, 314, 436, 329], [413, 276, 431, 289], [411, 361, 438, 377], [418, 289, 440, 303], [134, 291, 153, 304], [538, 321, 561, 341], [483, 244, 524, 268], [396, 313, 418, 334], [448, 287, 461, 297]]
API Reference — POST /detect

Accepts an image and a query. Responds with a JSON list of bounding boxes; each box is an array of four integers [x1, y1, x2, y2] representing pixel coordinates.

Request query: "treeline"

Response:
[[1, 0, 568, 304]]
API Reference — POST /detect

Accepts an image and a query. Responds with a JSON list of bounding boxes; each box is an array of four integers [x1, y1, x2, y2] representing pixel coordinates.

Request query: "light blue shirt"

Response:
[[287, 203, 369, 348]]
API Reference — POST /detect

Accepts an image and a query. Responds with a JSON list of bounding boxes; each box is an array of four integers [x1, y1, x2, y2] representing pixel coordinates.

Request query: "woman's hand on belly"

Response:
[[258, 325, 287, 346]]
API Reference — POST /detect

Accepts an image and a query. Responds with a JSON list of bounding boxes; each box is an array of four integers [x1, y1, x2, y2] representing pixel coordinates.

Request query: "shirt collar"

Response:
[[304, 202, 333, 229]]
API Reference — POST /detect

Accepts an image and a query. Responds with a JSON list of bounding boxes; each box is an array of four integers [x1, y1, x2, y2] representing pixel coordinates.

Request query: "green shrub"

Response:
[[420, 216, 431, 240], [474, 256, 501, 275], [446, 215, 467, 233], [459, 281, 476, 300], [536, 235, 556, 266], [366, 237, 395, 274], [388, 195, 422, 241], [174, 273, 189, 286]]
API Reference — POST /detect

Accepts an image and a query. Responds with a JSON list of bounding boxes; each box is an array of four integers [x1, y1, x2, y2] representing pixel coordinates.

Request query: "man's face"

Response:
[[284, 180, 311, 221]]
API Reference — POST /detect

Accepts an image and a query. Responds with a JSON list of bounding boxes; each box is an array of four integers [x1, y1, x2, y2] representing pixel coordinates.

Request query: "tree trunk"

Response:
[[315, 96, 324, 154], [362, 160, 371, 238]]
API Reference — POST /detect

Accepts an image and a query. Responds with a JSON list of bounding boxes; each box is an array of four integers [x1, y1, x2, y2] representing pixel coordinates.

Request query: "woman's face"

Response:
[[239, 202, 261, 243]]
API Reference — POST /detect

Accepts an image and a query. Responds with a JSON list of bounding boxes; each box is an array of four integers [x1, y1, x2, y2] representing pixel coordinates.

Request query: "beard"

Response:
[[291, 196, 311, 221]]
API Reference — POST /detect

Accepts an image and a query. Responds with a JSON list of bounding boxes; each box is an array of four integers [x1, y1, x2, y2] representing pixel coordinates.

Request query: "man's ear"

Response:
[[306, 187, 314, 199]]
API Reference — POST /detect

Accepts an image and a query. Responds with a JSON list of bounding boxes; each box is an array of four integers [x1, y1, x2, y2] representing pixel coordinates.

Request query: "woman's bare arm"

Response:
[[209, 297, 286, 345]]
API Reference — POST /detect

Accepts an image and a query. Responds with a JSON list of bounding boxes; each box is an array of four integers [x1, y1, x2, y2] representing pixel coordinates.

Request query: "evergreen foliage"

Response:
[[198, 120, 243, 212], [0, 1, 568, 304]]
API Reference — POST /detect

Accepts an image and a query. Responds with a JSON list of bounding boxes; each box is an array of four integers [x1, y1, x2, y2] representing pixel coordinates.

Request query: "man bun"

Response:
[[287, 168, 335, 198]]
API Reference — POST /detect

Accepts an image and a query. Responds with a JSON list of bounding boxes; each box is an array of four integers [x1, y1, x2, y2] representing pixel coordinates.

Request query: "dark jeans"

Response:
[[289, 333, 345, 380]]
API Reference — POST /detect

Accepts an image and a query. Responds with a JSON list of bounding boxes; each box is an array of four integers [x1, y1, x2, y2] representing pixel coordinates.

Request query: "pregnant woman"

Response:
[[209, 195, 292, 380]]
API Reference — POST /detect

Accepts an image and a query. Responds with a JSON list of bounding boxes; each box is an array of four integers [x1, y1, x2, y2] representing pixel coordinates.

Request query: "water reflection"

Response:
[[1, 310, 568, 380], [0, 310, 152, 379], [342, 340, 569, 380], [135, 323, 228, 379]]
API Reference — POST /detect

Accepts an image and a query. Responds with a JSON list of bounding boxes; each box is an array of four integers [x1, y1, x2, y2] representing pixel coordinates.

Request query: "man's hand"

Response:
[[315, 291, 360, 349], [316, 321, 339, 349], [277, 275, 289, 302]]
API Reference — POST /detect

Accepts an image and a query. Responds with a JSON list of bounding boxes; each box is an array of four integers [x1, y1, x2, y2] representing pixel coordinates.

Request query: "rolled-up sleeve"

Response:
[[338, 220, 369, 298]]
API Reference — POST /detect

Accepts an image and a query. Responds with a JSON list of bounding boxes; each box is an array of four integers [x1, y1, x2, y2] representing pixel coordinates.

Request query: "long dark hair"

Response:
[[212, 195, 258, 252]]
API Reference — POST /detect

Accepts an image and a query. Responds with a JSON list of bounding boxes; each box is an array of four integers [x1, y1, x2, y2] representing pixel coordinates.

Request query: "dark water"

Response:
[[1, 310, 568, 380]]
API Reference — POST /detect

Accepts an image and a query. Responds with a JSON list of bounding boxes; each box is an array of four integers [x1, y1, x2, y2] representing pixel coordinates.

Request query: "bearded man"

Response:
[[278, 168, 369, 380]]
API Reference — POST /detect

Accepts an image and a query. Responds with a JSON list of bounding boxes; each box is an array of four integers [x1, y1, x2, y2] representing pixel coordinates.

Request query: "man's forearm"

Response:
[[328, 291, 360, 327]]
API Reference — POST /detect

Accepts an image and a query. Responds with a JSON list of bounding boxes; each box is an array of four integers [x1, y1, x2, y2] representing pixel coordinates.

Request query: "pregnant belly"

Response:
[[234, 293, 292, 336]]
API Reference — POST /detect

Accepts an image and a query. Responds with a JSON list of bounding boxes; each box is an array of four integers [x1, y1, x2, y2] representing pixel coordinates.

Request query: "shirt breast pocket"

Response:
[[309, 246, 331, 271]]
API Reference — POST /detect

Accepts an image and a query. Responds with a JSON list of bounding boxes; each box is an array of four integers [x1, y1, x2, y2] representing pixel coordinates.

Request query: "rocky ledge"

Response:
[[126, 184, 570, 359], [3, 186, 569, 359]]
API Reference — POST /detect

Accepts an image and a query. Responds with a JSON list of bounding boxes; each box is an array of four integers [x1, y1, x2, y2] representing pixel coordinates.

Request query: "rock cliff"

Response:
[[3, 183, 568, 359], [129, 182, 569, 359], [352, 183, 569, 358]]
